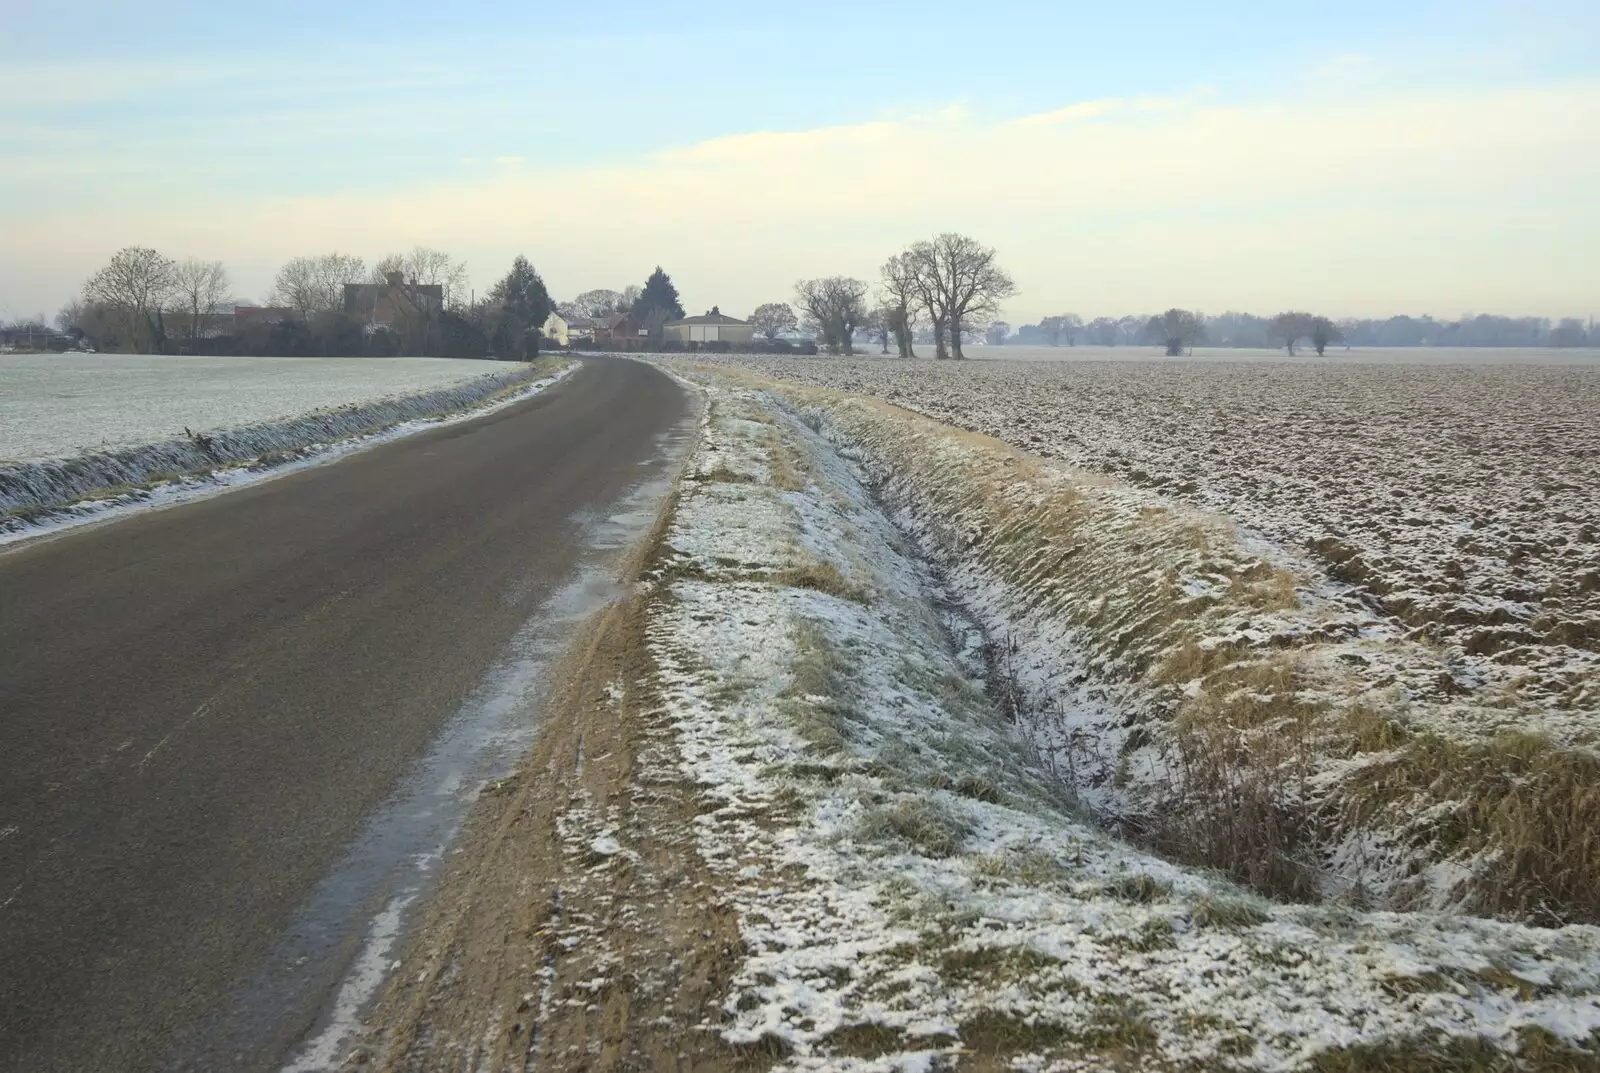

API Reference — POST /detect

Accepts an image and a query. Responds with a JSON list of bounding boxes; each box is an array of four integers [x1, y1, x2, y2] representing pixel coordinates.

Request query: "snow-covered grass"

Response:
[[0, 359, 572, 538], [640, 378, 1600, 1070], [0, 353, 528, 462]]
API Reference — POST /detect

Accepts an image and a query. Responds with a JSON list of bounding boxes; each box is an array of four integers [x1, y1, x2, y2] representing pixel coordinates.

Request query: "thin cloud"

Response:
[[5, 78, 1598, 321]]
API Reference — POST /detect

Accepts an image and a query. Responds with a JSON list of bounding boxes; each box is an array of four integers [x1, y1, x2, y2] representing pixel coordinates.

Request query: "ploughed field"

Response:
[[688, 354, 1600, 713]]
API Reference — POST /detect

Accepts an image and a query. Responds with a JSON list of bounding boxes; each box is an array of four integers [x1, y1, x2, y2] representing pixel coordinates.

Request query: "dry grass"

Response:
[[1309, 1028, 1600, 1073], [778, 619, 852, 754], [1344, 732, 1600, 922], [1190, 893, 1271, 929], [773, 558, 870, 604], [868, 796, 973, 858], [750, 384, 1600, 923]]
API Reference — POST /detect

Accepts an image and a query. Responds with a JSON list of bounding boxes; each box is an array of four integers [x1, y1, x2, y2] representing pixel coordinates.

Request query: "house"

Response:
[[542, 312, 569, 347], [592, 312, 643, 345], [343, 272, 444, 330], [665, 307, 755, 345], [233, 306, 298, 330], [563, 316, 598, 344]]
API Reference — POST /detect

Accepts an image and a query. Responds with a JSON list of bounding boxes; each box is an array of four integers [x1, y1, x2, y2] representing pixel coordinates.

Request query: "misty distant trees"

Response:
[[1004, 309, 1594, 352], [750, 302, 799, 340], [795, 277, 869, 354], [1146, 309, 1206, 356], [1038, 314, 1082, 346]]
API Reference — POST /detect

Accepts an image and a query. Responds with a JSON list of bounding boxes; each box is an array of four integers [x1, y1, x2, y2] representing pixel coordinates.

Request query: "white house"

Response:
[[542, 312, 569, 347]]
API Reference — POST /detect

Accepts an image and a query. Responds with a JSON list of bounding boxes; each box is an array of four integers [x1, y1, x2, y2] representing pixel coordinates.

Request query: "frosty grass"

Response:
[[639, 374, 1600, 1071], [667, 354, 1600, 710]]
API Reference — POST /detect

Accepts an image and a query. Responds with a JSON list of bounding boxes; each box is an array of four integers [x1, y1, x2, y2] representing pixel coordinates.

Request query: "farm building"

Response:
[[665, 308, 754, 345]]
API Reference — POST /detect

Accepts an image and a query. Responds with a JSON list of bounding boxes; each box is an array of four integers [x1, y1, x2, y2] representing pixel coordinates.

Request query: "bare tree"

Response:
[[1086, 316, 1119, 346], [861, 307, 893, 353], [1052, 313, 1083, 345], [1117, 315, 1144, 346], [1308, 316, 1342, 356], [879, 252, 923, 359], [55, 299, 84, 335], [985, 321, 1011, 346], [1269, 311, 1316, 356], [371, 247, 469, 308], [905, 233, 1017, 359], [81, 246, 178, 353], [273, 253, 365, 319], [560, 289, 626, 321], [794, 277, 868, 355], [171, 259, 231, 341], [750, 302, 799, 341], [1145, 308, 1206, 355]]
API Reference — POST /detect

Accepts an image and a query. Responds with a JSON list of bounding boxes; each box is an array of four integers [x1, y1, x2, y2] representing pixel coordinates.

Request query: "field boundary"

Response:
[[0, 358, 573, 536]]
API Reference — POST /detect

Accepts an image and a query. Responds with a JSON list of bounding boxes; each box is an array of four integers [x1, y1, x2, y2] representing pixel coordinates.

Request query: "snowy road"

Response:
[[0, 357, 687, 1072]]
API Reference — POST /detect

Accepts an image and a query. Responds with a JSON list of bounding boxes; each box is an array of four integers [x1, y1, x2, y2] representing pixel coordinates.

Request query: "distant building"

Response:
[[665, 307, 755, 345], [592, 312, 643, 345], [0, 325, 68, 351], [343, 272, 444, 330], [233, 306, 298, 330], [542, 312, 569, 347], [564, 316, 597, 343]]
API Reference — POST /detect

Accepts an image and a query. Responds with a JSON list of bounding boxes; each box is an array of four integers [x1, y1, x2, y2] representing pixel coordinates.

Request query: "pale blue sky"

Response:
[[2, 0, 1597, 321]]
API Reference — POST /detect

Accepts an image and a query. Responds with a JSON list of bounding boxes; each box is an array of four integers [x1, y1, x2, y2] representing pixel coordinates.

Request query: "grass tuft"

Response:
[[773, 559, 870, 604], [869, 796, 972, 858]]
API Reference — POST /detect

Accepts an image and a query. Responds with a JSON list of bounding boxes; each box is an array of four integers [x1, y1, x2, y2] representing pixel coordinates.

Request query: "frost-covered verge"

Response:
[[666, 355, 1600, 713], [641, 381, 1600, 1071], [744, 378, 1600, 924], [650, 360, 1600, 926], [0, 360, 571, 531]]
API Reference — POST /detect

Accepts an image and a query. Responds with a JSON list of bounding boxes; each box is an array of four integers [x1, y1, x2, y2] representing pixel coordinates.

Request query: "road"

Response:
[[0, 357, 687, 1072]]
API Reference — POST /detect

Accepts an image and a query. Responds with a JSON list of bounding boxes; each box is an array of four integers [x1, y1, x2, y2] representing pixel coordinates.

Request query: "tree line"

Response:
[[44, 246, 566, 359], [1010, 310, 1597, 352], [745, 232, 1017, 358]]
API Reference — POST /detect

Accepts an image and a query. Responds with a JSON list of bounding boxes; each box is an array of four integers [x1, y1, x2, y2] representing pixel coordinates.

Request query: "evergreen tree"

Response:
[[488, 255, 554, 359], [630, 266, 685, 321]]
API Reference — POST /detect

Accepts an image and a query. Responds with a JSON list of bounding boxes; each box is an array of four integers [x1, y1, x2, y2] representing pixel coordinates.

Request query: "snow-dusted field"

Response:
[[961, 344, 1600, 365], [0, 354, 523, 462], [672, 354, 1600, 708]]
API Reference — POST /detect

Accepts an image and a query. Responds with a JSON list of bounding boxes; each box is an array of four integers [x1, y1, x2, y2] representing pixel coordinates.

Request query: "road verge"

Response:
[[362, 370, 1600, 1072]]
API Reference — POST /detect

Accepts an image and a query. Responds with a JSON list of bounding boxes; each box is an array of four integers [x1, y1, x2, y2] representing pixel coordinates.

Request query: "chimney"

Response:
[[385, 271, 404, 287]]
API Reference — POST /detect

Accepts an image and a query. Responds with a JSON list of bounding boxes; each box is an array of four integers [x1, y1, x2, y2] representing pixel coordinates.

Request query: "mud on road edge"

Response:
[[349, 398, 758, 1073]]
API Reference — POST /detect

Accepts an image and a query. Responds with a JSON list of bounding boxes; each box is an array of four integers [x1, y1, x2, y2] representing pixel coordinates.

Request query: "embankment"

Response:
[[1, 360, 567, 526], [725, 374, 1600, 926]]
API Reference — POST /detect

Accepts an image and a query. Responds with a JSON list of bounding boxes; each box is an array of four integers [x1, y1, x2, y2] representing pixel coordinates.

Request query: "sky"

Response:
[[1, 0, 1597, 326]]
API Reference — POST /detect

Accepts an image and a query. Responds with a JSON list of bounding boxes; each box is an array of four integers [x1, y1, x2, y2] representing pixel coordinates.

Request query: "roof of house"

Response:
[[668, 307, 750, 327]]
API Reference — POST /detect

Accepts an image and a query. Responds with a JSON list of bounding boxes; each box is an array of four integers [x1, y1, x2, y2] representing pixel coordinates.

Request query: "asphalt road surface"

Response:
[[0, 357, 687, 1072]]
